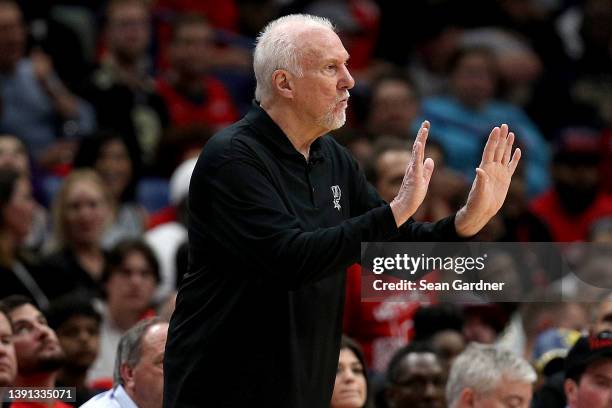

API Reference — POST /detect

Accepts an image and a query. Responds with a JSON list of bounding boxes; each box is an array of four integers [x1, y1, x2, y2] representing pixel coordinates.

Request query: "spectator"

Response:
[[39, 170, 112, 300], [156, 14, 238, 130], [564, 331, 612, 408], [87, 239, 159, 385], [385, 343, 446, 408], [589, 218, 612, 243], [145, 157, 195, 302], [366, 73, 420, 140], [73, 131, 146, 249], [331, 336, 372, 408], [446, 343, 536, 408], [82, 0, 169, 171], [46, 294, 101, 406], [0, 0, 95, 168], [81, 317, 168, 408], [0, 309, 16, 389], [0, 295, 69, 408], [419, 46, 550, 197], [530, 128, 612, 242], [0, 134, 49, 252], [0, 169, 45, 308]]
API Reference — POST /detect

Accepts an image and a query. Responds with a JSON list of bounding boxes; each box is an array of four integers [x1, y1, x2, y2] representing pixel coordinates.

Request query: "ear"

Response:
[[458, 388, 475, 408], [564, 378, 578, 407], [271, 69, 294, 99], [120, 363, 135, 390]]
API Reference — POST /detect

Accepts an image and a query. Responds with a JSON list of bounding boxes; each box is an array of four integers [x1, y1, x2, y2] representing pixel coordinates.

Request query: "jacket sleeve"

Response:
[[192, 158, 401, 289]]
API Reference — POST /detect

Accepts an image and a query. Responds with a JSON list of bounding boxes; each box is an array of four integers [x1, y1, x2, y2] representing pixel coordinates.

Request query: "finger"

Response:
[[508, 148, 522, 174], [418, 126, 428, 166], [502, 132, 515, 166], [494, 124, 509, 162], [481, 126, 500, 164], [423, 158, 435, 184]]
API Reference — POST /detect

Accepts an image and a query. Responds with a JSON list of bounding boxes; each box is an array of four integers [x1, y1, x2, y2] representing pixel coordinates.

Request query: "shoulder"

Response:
[[79, 389, 115, 408]]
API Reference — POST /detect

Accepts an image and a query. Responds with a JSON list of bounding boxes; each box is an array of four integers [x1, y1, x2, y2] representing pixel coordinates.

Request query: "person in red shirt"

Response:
[[0, 295, 71, 408], [530, 128, 612, 242], [156, 14, 238, 130]]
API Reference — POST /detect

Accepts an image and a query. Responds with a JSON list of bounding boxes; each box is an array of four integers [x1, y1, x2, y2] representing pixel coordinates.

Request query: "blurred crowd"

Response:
[[0, 0, 610, 407]]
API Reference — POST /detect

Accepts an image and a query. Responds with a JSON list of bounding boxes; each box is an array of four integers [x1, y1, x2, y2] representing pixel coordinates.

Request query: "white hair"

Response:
[[253, 14, 335, 103], [446, 343, 537, 408]]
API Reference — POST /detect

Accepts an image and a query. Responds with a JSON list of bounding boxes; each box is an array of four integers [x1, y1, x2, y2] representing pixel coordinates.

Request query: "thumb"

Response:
[[423, 158, 435, 184]]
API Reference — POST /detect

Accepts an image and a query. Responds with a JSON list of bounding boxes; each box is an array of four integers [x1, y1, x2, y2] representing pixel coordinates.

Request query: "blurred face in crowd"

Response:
[[106, 249, 157, 315], [287, 27, 354, 132], [64, 179, 110, 247], [0, 2, 25, 72], [331, 348, 367, 408], [368, 79, 419, 139], [106, 1, 150, 63], [122, 322, 168, 408], [375, 150, 411, 203], [431, 330, 465, 373], [9, 304, 65, 376], [458, 377, 533, 408], [565, 359, 612, 408], [3, 177, 35, 244], [552, 159, 600, 215], [0, 136, 29, 176], [95, 138, 133, 202], [593, 299, 612, 334], [386, 352, 445, 408], [55, 315, 100, 371], [0, 313, 16, 387], [450, 51, 496, 109], [170, 21, 215, 78]]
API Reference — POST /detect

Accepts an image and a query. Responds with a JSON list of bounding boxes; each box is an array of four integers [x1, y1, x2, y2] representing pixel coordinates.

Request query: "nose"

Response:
[[339, 63, 355, 90]]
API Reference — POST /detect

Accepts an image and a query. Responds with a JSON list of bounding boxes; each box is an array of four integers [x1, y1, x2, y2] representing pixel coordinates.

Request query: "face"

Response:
[[55, 316, 100, 370], [123, 323, 168, 408], [431, 330, 465, 373], [593, 300, 612, 334], [63, 179, 110, 246], [368, 80, 419, 139], [450, 52, 496, 109], [0, 3, 25, 71], [0, 136, 28, 175], [289, 28, 354, 132], [386, 352, 445, 408], [331, 348, 367, 408], [3, 177, 35, 244], [95, 139, 133, 201], [106, 2, 150, 62], [106, 250, 157, 314], [0, 313, 16, 387], [9, 304, 65, 376], [375, 150, 411, 203], [470, 378, 533, 408], [170, 22, 215, 77], [566, 360, 612, 408]]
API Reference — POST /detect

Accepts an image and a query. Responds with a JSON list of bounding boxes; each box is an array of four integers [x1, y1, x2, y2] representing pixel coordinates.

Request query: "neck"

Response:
[[172, 72, 202, 94], [261, 102, 326, 161], [109, 304, 142, 331], [57, 366, 88, 388], [15, 371, 56, 388], [73, 241, 101, 256]]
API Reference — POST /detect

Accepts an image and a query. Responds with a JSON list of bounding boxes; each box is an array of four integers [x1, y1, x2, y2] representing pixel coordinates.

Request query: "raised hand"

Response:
[[390, 121, 435, 227], [455, 124, 521, 237]]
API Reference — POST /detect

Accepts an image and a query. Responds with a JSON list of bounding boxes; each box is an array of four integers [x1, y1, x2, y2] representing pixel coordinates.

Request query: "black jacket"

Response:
[[163, 104, 462, 408]]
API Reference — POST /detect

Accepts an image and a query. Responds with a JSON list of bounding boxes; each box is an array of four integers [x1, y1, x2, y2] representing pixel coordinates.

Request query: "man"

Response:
[[0, 295, 70, 408], [156, 14, 238, 130], [47, 295, 101, 406], [82, 0, 168, 170], [0, 0, 95, 167], [81, 317, 168, 408], [0, 309, 17, 401], [385, 343, 446, 408], [564, 331, 612, 408], [164, 14, 521, 407], [446, 343, 536, 408], [592, 293, 612, 334]]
